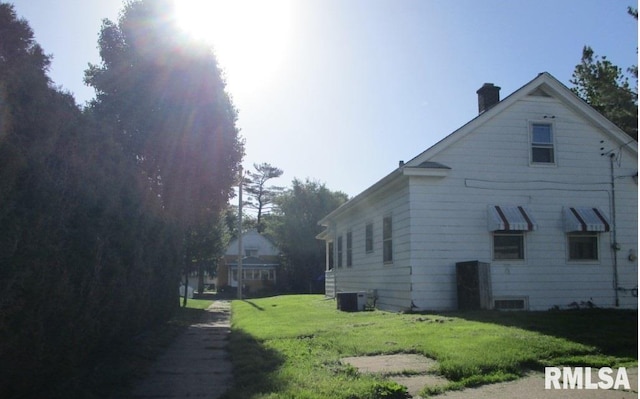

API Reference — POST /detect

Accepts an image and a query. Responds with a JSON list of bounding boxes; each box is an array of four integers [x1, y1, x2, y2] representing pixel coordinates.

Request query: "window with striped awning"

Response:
[[488, 205, 538, 231], [563, 207, 610, 232]]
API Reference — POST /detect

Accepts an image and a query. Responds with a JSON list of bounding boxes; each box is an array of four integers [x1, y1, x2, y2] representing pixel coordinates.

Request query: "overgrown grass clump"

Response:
[[224, 295, 636, 398]]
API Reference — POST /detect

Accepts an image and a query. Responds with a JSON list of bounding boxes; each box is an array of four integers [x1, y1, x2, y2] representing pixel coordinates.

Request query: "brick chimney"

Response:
[[476, 83, 501, 114]]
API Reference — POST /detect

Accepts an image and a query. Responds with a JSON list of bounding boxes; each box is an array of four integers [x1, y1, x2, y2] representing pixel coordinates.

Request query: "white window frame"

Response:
[[346, 231, 353, 267], [365, 222, 374, 253], [383, 215, 393, 264], [529, 122, 556, 165], [567, 232, 600, 261], [492, 230, 526, 261]]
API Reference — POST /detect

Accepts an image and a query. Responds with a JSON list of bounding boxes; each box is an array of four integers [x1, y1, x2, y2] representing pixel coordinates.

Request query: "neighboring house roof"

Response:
[[225, 229, 280, 257], [319, 72, 638, 226]]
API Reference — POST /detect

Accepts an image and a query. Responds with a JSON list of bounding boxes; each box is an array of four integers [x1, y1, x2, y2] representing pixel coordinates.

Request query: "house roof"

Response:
[[404, 72, 636, 166], [225, 229, 280, 256], [227, 256, 279, 267], [318, 72, 637, 227]]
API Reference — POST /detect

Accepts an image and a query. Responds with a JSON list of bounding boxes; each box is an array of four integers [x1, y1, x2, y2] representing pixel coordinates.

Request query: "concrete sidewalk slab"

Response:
[[131, 300, 232, 399], [437, 368, 638, 399]]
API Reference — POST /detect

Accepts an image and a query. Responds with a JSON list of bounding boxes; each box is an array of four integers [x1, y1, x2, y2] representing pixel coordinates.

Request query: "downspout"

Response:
[[609, 153, 619, 307]]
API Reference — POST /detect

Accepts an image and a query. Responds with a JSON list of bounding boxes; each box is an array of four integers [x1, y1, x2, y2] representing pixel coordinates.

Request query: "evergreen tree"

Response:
[[0, 1, 240, 395], [244, 162, 284, 233], [570, 9, 638, 140], [85, 0, 243, 226], [267, 179, 348, 292]]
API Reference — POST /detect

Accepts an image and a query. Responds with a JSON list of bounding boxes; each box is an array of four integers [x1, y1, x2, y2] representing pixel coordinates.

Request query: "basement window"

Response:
[[494, 298, 528, 310]]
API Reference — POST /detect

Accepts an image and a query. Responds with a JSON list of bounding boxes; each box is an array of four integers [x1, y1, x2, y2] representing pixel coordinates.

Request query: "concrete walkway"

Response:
[[437, 368, 638, 399], [131, 300, 232, 399], [343, 354, 638, 399]]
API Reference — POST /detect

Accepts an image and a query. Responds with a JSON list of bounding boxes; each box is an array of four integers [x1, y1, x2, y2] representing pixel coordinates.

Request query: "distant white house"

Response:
[[218, 230, 280, 294], [317, 72, 638, 312]]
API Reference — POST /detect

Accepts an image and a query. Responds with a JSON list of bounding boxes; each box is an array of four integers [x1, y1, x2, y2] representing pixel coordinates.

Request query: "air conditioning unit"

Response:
[[337, 291, 367, 312]]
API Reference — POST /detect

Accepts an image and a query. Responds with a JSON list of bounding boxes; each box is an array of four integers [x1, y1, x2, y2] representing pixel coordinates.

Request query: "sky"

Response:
[[7, 0, 639, 198]]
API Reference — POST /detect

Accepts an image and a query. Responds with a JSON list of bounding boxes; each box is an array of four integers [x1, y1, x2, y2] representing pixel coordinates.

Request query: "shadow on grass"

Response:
[[242, 300, 266, 311], [437, 309, 637, 360], [221, 329, 286, 398]]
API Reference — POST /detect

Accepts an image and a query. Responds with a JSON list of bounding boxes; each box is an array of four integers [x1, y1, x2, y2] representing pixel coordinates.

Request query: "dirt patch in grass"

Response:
[[342, 354, 450, 397]]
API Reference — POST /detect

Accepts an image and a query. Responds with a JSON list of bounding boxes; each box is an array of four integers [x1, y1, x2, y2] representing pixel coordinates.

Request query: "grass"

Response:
[[223, 295, 637, 399]]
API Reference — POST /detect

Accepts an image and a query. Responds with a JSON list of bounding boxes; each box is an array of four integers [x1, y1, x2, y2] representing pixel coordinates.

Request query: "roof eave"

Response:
[[318, 168, 404, 225]]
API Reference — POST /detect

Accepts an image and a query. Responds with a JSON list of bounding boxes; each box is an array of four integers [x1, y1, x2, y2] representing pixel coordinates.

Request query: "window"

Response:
[[328, 242, 334, 270], [531, 123, 554, 164], [568, 232, 598, 260], [245, 249, 258, 257], [494, 298, 527, 310], [337, 236, 343, 268], [365, 223, 373, 253], [383, 216, 393, 263], [346, 231, 353, 267], [493, 231, 524, 260]]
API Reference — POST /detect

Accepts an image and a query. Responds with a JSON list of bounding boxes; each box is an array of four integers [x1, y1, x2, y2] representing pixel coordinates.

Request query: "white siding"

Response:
[[321, 76, 637, 312], [407, 94, 637, 310], [330, 180, 414, 311]]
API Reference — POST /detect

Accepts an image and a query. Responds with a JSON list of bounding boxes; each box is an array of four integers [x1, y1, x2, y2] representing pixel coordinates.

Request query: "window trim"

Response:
[[346, 231, 353, 267], [383, 215, 393, 264], [337, 235, 343, 268], [365, 222, 373, 253], [492, 230, 526, 261], [529, 121, 556, 166], [327, 241, 334, 270], [567, 232, 600, 262]]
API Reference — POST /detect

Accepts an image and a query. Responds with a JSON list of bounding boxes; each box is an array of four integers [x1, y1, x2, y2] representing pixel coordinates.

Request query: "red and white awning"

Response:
[[563, 207, 610, 232], [488, 205, 537, 231]]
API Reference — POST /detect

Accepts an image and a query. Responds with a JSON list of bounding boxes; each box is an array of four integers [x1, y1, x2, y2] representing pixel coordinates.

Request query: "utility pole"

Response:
[[237, 166, 243, 300]]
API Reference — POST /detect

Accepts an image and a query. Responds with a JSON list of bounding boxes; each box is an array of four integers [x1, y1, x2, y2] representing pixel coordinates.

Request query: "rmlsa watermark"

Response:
[[545, 367, 631, 390]]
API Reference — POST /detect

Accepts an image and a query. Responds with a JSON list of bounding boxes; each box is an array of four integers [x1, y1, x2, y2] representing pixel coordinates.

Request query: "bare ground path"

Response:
[[130, 300, 232, 399]]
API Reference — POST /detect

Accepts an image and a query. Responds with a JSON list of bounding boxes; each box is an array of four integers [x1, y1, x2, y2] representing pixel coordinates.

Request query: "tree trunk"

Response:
[[197, 262, 205, 294]]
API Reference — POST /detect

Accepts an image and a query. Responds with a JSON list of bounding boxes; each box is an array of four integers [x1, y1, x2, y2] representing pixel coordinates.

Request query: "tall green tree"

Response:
[[184, 211, 230, 302], [570, 9, 638, 140], [267, 179, 348, 293], [0, 4, 92, 394], [0, 3, 179, 395], [244, 162, 284, 233], [85, 0, 244, 226]]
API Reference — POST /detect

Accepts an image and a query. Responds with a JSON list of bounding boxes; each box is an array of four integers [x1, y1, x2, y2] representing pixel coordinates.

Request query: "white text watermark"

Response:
[[545, 367, 630, 390]]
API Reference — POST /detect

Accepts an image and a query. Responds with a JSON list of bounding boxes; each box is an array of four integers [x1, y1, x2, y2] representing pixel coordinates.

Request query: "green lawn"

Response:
[[223, 295, 637, 399]]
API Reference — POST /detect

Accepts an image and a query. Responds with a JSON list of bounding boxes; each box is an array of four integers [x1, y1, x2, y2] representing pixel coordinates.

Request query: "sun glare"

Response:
[[174, 0, 293, 101]]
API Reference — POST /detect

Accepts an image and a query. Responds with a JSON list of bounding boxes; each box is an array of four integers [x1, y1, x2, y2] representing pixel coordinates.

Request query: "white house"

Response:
[[218, 230, 280, 294], [317, 72, 638, 312]]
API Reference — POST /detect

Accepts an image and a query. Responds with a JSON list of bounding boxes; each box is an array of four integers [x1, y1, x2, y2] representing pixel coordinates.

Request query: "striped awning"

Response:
[[564, 207, 610, 232], [488, 205, 537, 231]]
